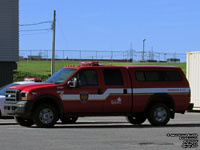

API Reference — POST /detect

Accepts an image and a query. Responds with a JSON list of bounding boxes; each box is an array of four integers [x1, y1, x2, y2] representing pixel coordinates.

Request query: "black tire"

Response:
[[61, 116, 78, 124], [127, 114, 146, 125], [15, 116, 34, 127], [33, 104, 58, 128], [148, 103, 170, 126]]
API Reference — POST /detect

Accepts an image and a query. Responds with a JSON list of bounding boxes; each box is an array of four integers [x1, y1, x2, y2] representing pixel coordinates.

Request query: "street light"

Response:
[[142, 39, 146, 62]]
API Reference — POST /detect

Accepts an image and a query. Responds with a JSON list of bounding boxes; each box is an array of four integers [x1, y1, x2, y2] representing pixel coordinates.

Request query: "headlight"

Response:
[[21, 92, 30, 100]]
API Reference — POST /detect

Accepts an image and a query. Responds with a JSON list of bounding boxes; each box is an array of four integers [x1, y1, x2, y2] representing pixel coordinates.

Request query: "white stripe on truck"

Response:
[[133, 88, 190, 94], [60, 88, 189, 101]]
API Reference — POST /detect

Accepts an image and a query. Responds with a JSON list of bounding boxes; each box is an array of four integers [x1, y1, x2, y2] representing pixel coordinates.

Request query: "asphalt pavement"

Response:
[[0, 112, 199, 150]]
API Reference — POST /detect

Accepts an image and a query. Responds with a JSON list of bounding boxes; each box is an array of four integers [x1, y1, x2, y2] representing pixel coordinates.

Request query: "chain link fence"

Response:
[[19, 50, 186, 62]]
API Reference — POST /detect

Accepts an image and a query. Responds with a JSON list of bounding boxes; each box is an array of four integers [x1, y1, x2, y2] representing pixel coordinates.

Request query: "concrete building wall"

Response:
[[0, 62, 17, 87], [0, 0, 19, 87]]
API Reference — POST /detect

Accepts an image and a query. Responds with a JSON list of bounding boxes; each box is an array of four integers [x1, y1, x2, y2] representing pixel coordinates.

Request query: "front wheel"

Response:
[[15, 116, 34, 127], [148, 103, 170, 126], [33, 104, 58, 128]]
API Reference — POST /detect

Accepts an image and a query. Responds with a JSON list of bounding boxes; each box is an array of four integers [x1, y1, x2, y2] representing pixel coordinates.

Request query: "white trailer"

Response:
[[187, 51, 200, 111]]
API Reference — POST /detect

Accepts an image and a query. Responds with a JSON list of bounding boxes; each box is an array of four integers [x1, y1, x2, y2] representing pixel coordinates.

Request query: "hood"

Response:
[[8, 83, 58, 92]]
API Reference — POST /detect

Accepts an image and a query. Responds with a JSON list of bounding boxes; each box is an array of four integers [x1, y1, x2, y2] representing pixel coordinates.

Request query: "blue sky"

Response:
[[19, 0, 200, 54]]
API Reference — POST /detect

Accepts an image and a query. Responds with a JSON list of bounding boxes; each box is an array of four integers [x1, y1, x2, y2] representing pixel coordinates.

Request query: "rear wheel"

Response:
[[15, 116, 34, 127], [33, 104, 58, 128], [148, 103, 170, 126], [61, 116, 78, 124], [127, 114, 146, 125]]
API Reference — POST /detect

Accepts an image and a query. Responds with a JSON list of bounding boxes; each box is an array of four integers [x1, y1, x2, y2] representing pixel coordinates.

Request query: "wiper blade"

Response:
[[54, 82, 62, 84]]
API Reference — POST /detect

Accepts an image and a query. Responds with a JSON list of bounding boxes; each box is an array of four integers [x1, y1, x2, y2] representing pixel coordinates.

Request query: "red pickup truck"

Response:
[[4, 62, 192, 128]]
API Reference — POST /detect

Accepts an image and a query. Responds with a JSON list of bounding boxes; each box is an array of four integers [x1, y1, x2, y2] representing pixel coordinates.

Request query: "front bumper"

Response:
[[4, 101, 32, 116]]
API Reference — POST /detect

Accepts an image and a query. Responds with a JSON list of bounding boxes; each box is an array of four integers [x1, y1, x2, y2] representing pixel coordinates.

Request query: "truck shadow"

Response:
[[51, 122, 200, 129], [1, 121, 199, 128], [0, 122, 18, 126]]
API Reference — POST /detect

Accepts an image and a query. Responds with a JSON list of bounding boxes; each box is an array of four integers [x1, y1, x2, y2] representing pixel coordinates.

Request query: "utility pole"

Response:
[[142, 39, 146, 62], [51, 10, 56, 76], [130, 42, 134, 62]]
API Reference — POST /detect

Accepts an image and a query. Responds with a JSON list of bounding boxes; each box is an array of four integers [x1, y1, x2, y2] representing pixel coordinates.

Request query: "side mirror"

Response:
[[67, 78, 79, 88]]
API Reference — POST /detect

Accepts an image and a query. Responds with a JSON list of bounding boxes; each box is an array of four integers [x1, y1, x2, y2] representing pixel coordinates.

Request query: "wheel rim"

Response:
[[39, 108, 54, 124], [153, 107, 167, 122]]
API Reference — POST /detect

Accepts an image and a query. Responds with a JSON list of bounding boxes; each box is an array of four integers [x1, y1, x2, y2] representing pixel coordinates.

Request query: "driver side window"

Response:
[[78, 69, 98, 86]]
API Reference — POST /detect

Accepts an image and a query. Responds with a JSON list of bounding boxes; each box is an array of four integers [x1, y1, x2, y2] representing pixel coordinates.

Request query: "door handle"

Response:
[[123, 89, 127, 94], [98, 89, 103, 94]]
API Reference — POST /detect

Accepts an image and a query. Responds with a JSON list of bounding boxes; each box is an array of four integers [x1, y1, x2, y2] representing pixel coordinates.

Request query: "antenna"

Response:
[[51, 10, 56, 75]]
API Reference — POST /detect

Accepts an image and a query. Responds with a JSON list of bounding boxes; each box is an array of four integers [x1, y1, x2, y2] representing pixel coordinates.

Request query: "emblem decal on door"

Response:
[[111, 97, 122, 105], [80, 91, 89, 103]]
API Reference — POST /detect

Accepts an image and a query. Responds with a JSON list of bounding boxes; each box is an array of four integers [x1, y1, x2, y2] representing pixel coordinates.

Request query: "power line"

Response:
[[20, 21, 52, 26], [20, 28, 52, 32]]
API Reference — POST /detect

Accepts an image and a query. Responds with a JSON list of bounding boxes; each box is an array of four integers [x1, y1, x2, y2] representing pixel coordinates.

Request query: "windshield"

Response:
[[0, 83, 18, 95], [46, 68, 77, 84]]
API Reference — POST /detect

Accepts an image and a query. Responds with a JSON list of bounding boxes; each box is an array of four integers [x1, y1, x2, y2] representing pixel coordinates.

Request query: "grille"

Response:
[[5, 89, 20, 102]]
